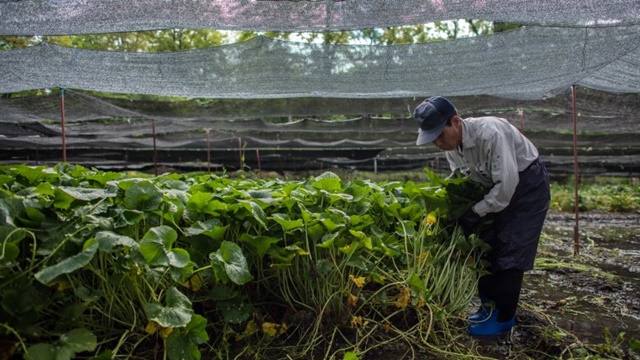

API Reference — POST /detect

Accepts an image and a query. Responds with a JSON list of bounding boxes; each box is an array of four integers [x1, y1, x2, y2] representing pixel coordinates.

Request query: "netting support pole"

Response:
[[256, 149, 261, 172], [60, 88, 67, 163], [571, 85, 580, 256], [152, 119, 158, 176], [373, 157, 378, 174], [238, 138, 243, 171], [206, 129, 211, 174], [518, 108, 525, 133]]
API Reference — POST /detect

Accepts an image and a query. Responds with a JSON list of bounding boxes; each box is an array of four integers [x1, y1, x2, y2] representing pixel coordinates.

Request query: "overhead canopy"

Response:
[[2, 25, 640, 99], [0, 0, 639, 35], [1, 1, 639, 175]]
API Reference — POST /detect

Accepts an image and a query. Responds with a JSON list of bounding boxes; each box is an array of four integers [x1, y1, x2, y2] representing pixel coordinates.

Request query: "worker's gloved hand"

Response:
[[457, 208, 482, 237]]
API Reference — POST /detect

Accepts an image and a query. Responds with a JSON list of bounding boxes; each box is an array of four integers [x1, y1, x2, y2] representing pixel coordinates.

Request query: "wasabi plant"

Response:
[[0, 164, 490, 359]]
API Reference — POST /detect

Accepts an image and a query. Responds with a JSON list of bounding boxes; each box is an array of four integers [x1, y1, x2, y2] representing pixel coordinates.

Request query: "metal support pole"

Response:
[[206, 129, 211, 174], [60, 88, 67, 163], [152, 119, 158, 176], [518, 108, 525, 133], [256, 149, 261, 172], [238, 138, 243, 171], [571, 85, 580, 256]]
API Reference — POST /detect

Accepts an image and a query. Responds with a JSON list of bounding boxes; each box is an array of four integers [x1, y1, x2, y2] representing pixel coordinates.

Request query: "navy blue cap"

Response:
[[414, 96, 457, 145]]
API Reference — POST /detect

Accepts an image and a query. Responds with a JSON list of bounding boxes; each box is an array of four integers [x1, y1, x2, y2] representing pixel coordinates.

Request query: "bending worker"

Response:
[[414, 96, 550, 336]]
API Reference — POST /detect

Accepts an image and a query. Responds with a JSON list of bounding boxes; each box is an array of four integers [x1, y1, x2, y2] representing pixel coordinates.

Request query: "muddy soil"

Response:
[[474, 210, 640, 359], [531, 211, 640, 339]]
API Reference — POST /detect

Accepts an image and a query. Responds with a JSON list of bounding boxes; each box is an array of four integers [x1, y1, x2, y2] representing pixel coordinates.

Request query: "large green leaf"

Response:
[[238, 200, 267, 228], [311, 172, 342, 192], [144, 287, 193, 328], [123, 181, 163, 211], [218, 300, 251, 324], [35, 238, 99, 284], [166, 314, 209, 360], [85, 171, 123, 186], [25, 328, 96, 360], [11, 165, 59, 186], [209, 241, 253, 285], [26, 343, 73, 360], [139, 225, 177, 266], [0, 197, 24, 226], [57, 186, 115, 202], [95, 231, 137, 252], [186, 192, 214, 212], [271, 213, 303, 232], [0, 225, 27, 262], [238, 233, 280, 258], [185, 219, 228, 241], [16, 207, 46, 228], [60, 328, 97, 353]]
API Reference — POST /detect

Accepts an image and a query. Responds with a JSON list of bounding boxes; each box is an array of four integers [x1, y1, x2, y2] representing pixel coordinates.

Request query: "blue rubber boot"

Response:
[[468, 309, 516, 336], [468, 297, 493, 322]]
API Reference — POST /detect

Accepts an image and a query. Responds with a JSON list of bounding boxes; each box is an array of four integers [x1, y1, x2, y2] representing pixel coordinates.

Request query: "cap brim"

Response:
[[416, 121, 447, 145]]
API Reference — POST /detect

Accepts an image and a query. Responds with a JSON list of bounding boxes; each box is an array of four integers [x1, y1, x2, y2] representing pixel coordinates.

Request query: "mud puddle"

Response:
[[521, 210, 640, 344]]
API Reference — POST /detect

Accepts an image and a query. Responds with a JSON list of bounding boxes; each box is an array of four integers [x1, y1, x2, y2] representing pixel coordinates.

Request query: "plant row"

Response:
[[0, 164, 488, 360]]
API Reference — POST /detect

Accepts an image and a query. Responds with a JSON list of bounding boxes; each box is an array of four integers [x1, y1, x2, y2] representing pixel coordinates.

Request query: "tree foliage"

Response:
[[0, 20, 513, 51]]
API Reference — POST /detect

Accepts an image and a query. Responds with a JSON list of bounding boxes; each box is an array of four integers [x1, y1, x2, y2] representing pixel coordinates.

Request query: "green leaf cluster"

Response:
[[0, 164, 488, 359]]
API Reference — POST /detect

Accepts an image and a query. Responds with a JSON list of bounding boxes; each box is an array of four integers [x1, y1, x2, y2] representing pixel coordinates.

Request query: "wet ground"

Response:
[[472, 210, 640, 359], [529, 211, 640, 341]]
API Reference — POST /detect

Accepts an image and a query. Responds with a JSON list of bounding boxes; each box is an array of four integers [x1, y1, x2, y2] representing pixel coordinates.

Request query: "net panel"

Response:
[[3, 26, 640, 100], [1, 88, 638, 176], [2, 87, 639, 138], [1, 0, 638, 35]]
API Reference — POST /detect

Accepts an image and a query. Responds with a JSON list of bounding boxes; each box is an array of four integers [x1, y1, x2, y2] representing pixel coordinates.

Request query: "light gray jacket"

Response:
[[445, 116, 539, 217]]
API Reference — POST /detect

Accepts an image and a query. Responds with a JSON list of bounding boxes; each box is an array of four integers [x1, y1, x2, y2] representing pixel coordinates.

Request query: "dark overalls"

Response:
[[477, 158, 550, 321]]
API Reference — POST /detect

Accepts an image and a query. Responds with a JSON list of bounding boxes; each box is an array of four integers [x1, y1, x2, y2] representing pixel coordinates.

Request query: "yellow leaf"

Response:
[[382, 322, 392, 333], [49, 279, 73, 292], [347, 293, 359, 308], [420, 251, 428, 261], [160, 326, 174, 339], [350, 316, 363, 328], [235, 320, 259, 341], [262, 322, 277, 337], [349, 274, 366, 288], [262, 322, 286, 337], [182, 272, 203, 292], [395, 287, 411, 309], [145, 321, 160, 335]]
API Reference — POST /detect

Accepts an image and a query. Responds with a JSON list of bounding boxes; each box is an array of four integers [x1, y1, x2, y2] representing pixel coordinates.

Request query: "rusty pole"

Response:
[[571, 85, 580, 256], [206, 129, 211, 174], [152, 119, 158, 176], [238, 137, 243, 171], [60, 88, 67, 163], [256, 149, 261, 172]]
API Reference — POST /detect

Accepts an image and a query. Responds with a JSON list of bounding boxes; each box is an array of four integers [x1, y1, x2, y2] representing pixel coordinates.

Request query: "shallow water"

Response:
[[523, 211, 640, 343]]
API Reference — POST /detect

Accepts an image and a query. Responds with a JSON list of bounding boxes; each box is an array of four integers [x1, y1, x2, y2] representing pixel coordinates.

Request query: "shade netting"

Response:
[[1, 0, 639, 35], [2, 25, 640, 99]]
